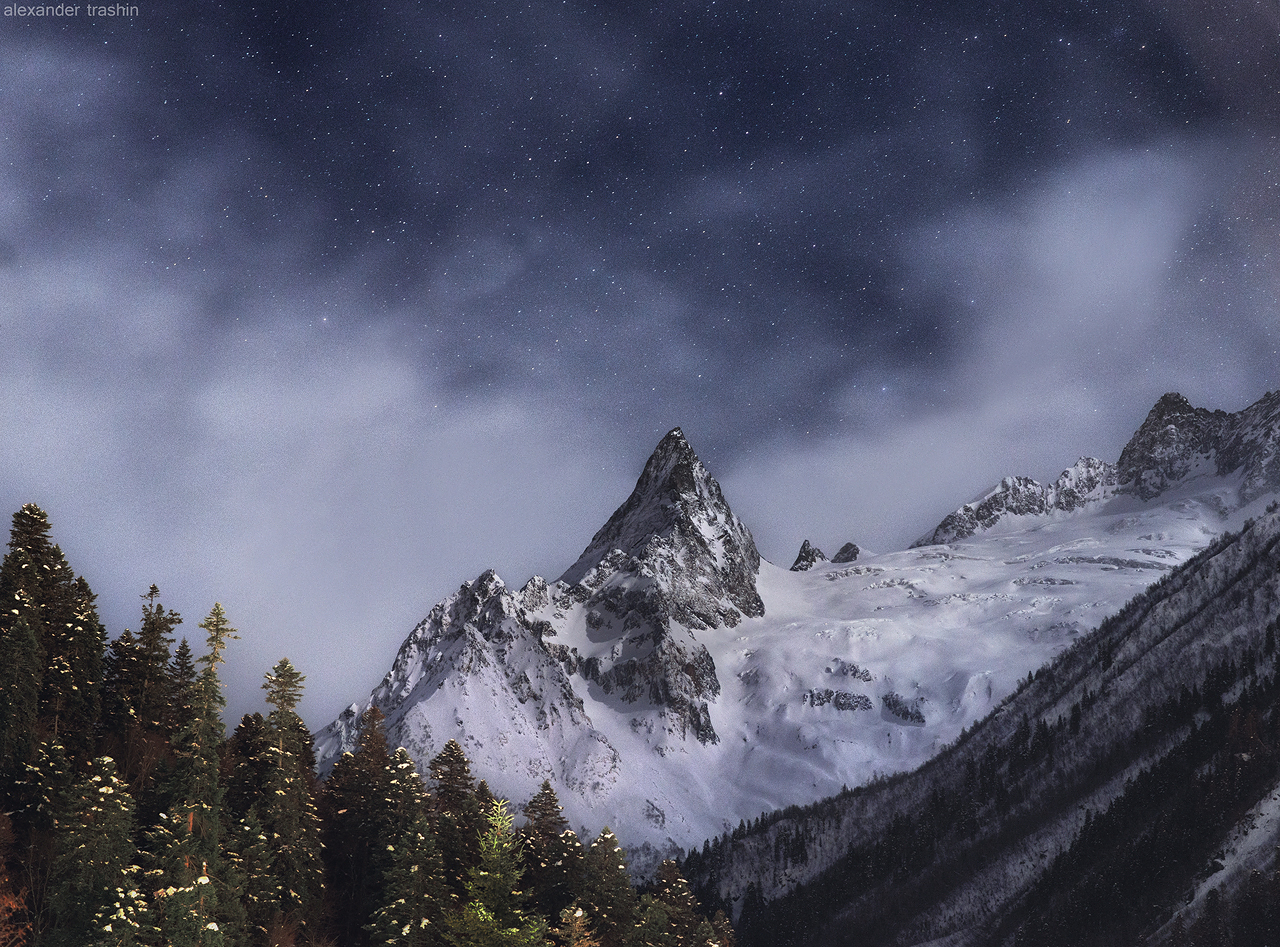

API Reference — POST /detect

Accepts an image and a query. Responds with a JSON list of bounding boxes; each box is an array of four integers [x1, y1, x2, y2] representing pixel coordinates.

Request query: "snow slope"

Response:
[[314, 392, 1280, 872]]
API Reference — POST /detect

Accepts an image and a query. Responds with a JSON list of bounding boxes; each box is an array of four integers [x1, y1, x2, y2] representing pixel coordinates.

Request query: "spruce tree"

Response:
[[429, 740, 483, 895], [46, 757, 143, 947], [0, 609, 43, 794], [443, 799, 548, 947], [321, 706, 395, 946], [260, 658, 323, 933], [580, 829, 639, 947], [220, 713, 273, 820], [520, 781, 585, 921], [145, 604, 240, 947], [550, 905, 601, 947], [0, 812, 31, 947], [101, 586, 183, 820], [224, 808, 278, 947], [364, 749, 452, 947], [639, 861, 713, 947], [0, 505, 105, 770]]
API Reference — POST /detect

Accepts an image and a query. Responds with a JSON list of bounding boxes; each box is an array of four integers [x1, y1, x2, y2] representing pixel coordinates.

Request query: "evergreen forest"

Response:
[[0, 504, 735, 947]]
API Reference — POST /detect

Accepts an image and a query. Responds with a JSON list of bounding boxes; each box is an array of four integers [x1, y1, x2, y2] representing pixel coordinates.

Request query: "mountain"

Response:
[[691, 504, 1280, 947], [315, 392, 1280, 876], [915, 390, 1280, 546]]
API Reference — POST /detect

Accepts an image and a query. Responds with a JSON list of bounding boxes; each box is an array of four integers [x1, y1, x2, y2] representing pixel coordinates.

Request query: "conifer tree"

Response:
[[135, 586, 182, 734], [429, 740, 483, 895], [443, 800, 548, 947], [13, 737, 73, 938], [46, 757, 143, 947], [638, 861, 714, 947], [102, 586, 184, 819], [0, 505, 104, 770], [170, 638, 199, 731], [260, 658, 323, 933], [220, 713, 273, 821], [580, 829, 639, 947], [0, 812, 31, 947], [550, 905, 601, 947], [0, 609, 43, 795], [145, 604, 240, 947], [223, 808, 277, 947], [321, 706, 395, 945], [520, 781, 585, 921], [364, 749, 452, 947]]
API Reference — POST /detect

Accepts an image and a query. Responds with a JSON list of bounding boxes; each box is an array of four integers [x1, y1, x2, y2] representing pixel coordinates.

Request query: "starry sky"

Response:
[[3, 0, 1278, 727]]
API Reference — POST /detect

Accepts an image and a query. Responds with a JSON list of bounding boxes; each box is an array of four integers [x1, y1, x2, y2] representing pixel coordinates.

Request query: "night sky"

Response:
[[3, 0, 1278, 726]]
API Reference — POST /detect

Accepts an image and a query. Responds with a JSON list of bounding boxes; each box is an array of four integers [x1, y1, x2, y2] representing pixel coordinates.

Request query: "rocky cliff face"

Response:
[[549, 427, 764, 745]]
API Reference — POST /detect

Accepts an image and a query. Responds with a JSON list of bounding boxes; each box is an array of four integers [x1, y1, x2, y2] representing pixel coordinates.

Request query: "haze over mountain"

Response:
[[316, 389, 1280, 874]]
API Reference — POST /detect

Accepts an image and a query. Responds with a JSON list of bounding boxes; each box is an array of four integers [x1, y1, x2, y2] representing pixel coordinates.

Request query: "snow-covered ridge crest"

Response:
[[915, 457, 1117, 547], [314, 568, 620, 802], [918, 390, 1280, 546]]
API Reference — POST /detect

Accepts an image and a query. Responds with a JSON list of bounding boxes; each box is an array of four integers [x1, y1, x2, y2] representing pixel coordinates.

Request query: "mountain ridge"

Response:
[[315, 390, 1280, 877], [916, 389, 1280, 546]]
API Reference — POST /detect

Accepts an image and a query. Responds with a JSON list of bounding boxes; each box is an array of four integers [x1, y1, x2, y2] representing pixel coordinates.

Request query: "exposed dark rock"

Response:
[[831, 542, 860, 564], [790, 540, 828, 572]]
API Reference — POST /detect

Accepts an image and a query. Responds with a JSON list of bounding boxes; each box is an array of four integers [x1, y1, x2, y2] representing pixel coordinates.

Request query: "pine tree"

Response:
[[520, 782, 585, 921], [580, 829, 639, 947], [443, 800, 548, 947]]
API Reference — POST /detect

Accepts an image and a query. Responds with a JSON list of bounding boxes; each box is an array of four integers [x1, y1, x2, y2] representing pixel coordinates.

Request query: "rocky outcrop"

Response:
[[790, 540, 828, 572], [558, 428, 763, 625], [831, 542, 860, 564]]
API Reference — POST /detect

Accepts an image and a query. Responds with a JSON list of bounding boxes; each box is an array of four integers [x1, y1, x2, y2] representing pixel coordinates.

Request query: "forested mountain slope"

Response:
[[688, 505, 1280, 947]]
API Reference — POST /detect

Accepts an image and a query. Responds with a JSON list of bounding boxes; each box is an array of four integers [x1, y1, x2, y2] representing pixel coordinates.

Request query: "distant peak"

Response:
[[1151, 392, 1194, 415], [790, 540, 828, 572]]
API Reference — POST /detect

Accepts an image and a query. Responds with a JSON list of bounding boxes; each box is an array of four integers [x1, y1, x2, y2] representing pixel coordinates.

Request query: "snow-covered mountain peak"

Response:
[[556, 427, 762, 627], [559, 428, 757, 582], [1116, 391, 1227, 499], [914, 457, 1118, 546]]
